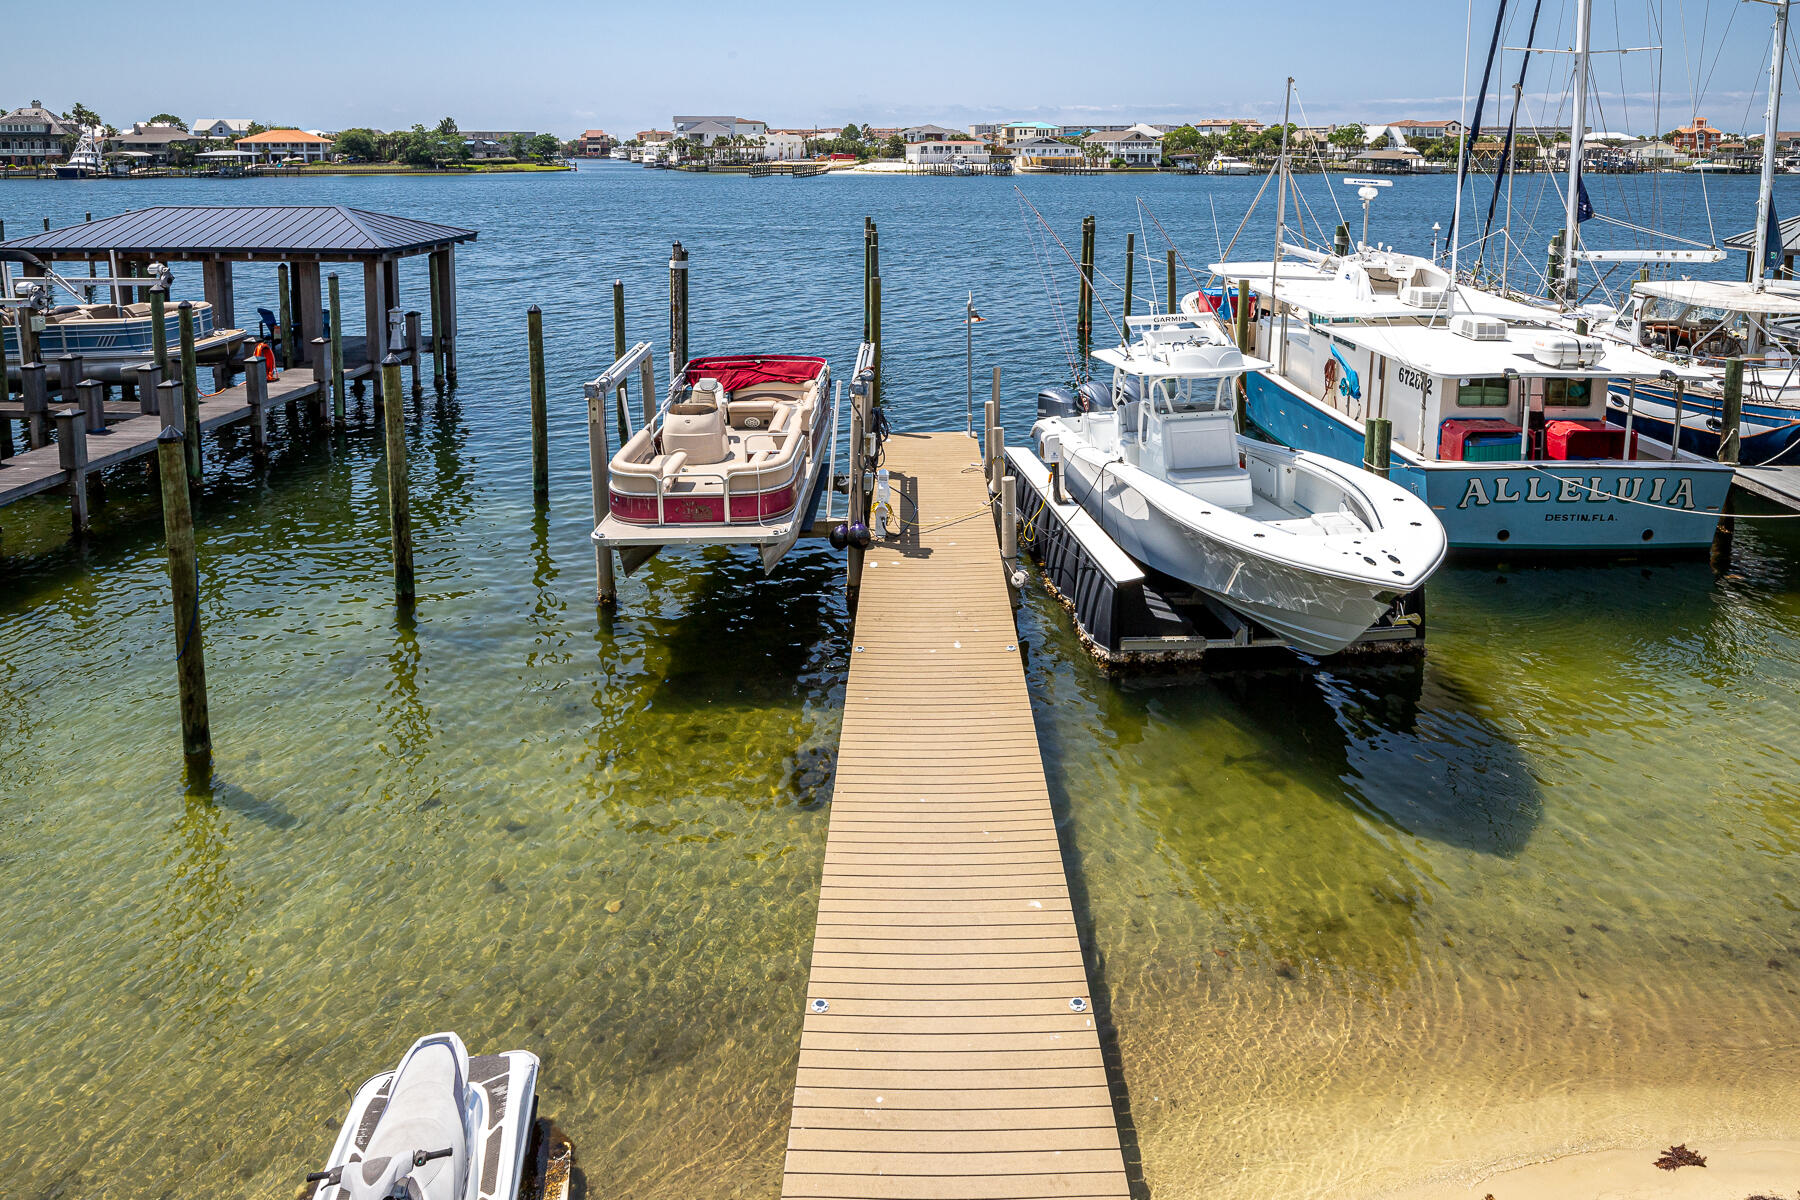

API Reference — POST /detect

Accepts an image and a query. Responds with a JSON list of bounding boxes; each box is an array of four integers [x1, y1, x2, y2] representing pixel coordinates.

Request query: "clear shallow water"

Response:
[[2, 167, 1799, 1200]]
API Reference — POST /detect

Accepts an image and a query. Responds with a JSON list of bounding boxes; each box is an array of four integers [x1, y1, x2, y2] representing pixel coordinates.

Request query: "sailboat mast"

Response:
[[1270, 77, 1294, 371], [1753, 0, 1790, 292], [1561, 0, 1593, 305]]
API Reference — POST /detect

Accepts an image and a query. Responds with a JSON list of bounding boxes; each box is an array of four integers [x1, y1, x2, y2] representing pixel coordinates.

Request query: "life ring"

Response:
[[252, 342, 277, 382]]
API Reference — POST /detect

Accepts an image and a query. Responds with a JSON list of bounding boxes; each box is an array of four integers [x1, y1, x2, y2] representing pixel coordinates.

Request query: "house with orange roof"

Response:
[[1670, 117, 1724, 154], [235, 128, 332, 163], [578, 129, 613, 156]]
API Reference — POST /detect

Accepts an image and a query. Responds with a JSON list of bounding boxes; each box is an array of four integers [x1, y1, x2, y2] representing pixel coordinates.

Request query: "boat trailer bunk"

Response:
[[588, 339, 843, 575], [1004, 445, 1425, 667]]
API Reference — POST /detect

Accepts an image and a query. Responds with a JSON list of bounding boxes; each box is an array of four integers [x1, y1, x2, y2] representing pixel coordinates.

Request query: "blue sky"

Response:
[[10, 0, 1797, 138]]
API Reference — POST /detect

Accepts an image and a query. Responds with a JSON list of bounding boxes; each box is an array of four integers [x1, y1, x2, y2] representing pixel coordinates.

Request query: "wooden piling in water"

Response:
[[381, 355, 414, 602], [585, 381, 617, 605], [157, 379, 183, 435], [277, 264, 294, 368], [1713, 358, 1743, 569], [1363, 417, 1392, 479], [612, 280, 630, 440], [428, 258, 445, 388], [328, 273, 346, 425], [178, 302, 201, 480], [53, 408, 88, 532], [1123, 232, 1136, 320], [155, 427, 212, 780], [669, 242, 689, 375], [151, 290, 168, 374], [1167, 248, 1177, 313], [310, 339, 330, 421], [529, 305, 548, 500], [243, 354, 269, 454], [1076, 216, 1095, 365], [406, 310, 423, 396]]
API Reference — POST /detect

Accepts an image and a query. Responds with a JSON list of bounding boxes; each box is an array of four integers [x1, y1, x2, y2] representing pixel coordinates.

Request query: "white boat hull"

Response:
[[1048, 430, 1442, 655]]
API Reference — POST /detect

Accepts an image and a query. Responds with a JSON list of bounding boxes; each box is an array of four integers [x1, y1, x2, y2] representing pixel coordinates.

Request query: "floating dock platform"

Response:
[[782, 431, 1129, 1200], [1733, 465, 1800, 512]]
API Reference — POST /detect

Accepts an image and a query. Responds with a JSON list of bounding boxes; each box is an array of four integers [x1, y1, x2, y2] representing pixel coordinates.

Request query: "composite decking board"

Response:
[[782, 432, 1127, 1200]]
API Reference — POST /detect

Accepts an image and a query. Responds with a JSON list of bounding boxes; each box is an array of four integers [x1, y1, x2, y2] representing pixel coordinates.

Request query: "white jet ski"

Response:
[[307, 1032, 539, 1200], [1032, 313, 1447, 656]]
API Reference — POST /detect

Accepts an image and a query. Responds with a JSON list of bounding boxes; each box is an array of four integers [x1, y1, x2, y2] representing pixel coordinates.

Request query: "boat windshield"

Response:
[[1149, 375, 1233, 414]]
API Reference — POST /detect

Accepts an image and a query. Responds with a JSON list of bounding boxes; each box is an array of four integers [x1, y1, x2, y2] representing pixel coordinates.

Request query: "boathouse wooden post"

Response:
[[1713, 358, 1744, 569], [1123, 232, 1136, 320], [310, 338, 330, 422], [79, 380, 106, 436], [157, 379, 183, 437], [1167, 249, 1177, 314], [277, 263, 294, 367], [363, 261, 389, 371], [58, 354, 83, 407], [328, 273, 346, 424], [586, 380, 617, 606], [528, 305, 549, 500], [53, 408, 89, 533], [443, 245, 459, 385], [669, 242, 689, 376], [242, 353, 268, 455], [1076, 216, 1095, 367], [177, 303, 202, 481], [406, 311, 423, 396], [380, 354, 415, 603], [21, 363, 50, 448], [155, 427, 211, 779], [428, 255, 445, 387], [612, 280, 630, 440]]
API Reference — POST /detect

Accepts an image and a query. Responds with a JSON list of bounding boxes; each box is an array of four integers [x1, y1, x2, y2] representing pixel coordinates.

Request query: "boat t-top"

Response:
[[595, 352, 835, 574], [1031, 312, 1446, 655]]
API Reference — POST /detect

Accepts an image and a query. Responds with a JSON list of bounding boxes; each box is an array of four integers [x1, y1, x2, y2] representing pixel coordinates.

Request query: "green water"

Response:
[[4, 171, 1800, 1198]]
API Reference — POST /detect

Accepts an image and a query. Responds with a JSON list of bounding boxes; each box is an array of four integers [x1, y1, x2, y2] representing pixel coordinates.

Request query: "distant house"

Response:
[[1000, 121, 1063, 145], [0, 101, 71, 164], [1631, 141, 1681, 167], [1778, 130, 1800, 153], [460, 130, 534, 159], [763, 130, 809, 160], [235, 128, 331, 162], [578, 129, 613, 156], [1350, 147, 1428, 173], [672, 116, 768, 145], [904, 139, 991, 165], [1011, 136, 1083, 166], [902, 123, 963, 143], [113, 123, 195, 163], [1671, 117, 1724, 154], [1385, 119, 1465, 143], [967, 123, 1005, 141], [1082, 128, 1163, 166], [191, 118, 252, 139], [1193, 117, 1265, 136]]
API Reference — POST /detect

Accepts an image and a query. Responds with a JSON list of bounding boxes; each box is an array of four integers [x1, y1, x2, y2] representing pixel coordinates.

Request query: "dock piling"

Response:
[[669, 242, 689, 376], [612, 280, 630, 441], [328, 273, 345, 425], [585, 381, 616, 605], [1000, 472, 1018, 560], [990, 425, 1006, 495], [1123, 232, 1135, 320], [79, 380, 107, 435], [1363, 417, 1392, 479], [529, 305, 548, 501], [151, 291, 168, 374], [1714, 358, 1744, 569], [58, 354, 83, 407], [380, 354, 415, 603], [428, 258, 445, 388], [157, 379, 183, 435], [22, 363, 49, 448], [1076, 216, 1094, 365], [310, 339, 330, 422], [243, 354, 269, 454], [277, 264, 293, 368], [53, 408, 89, 533], [406, 310, 423, 396], [178, 302, 201, 481], [155, 427, 212, 781]]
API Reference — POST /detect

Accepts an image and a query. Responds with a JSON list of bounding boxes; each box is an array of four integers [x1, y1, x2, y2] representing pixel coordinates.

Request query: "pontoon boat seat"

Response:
[[663, 378, 730, 465]]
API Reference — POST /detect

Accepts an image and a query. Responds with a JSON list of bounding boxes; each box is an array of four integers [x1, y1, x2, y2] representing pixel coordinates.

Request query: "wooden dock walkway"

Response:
[[1734, 465, 1800, 512], [782, 431, 1129, 1200], [0, 370, 324, 510]]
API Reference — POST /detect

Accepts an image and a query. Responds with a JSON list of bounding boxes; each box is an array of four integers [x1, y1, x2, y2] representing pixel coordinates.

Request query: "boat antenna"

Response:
[[1269, 77, 1294, 373], [1450, 0, 1506, 285], [1559, 0, 1594, 307], [1476, 0, 1547, 283], [1752, 0, 1791, 294]]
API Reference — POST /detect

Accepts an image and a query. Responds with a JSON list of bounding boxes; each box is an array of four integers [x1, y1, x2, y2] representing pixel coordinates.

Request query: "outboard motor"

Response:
[[1077, 380, 1112, 413], [1037, 385, 1080, 419]]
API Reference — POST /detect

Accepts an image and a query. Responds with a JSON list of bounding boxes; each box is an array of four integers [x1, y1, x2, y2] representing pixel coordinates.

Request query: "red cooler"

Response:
[[1545, 419, 1635, 460]]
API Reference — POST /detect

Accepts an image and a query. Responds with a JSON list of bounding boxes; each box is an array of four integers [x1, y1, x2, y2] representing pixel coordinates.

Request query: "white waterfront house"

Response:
[[190, 118, 253, 139], [762, 130, 808, 160], [904, 139, 991, 165], [672, 116, 769, 146], [234, 129, 331, 163], [902, 124, 964, 143], [1000, 121, 1063, 145], [1080, 128, 1163, 166], [1011, 136, 1083, 167]]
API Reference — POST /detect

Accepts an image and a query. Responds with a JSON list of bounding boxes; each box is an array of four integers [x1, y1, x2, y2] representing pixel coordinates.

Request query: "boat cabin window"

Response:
[[1457, 377, 1510, 407], [1149, 376, 1233, 415], [1542, 377, 1597, 408]]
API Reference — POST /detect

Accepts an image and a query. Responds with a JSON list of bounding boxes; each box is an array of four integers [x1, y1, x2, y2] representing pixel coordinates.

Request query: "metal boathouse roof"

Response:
[[0, 205, 477, 258]]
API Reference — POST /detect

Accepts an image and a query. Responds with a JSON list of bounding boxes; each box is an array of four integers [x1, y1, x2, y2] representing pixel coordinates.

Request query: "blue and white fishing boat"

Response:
[[1200, 248, 1730, 553], [0, 252, 245, 383], [53, 128, 103, 179]]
